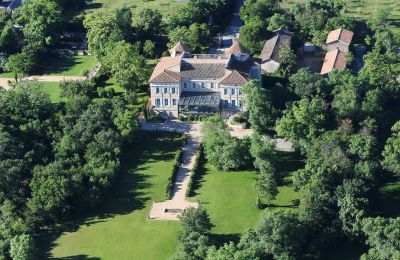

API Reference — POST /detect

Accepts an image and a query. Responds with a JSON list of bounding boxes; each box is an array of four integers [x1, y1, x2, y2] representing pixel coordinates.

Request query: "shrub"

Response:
[[166, 148, 183, 199], [186, 144, 204, 197]]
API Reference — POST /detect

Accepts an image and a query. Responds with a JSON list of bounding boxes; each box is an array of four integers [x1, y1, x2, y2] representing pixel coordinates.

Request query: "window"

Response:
[[224, 100, 228, 107], [184, 83, 188, 88], [232, 100, 236, 107], [238, 89, 240, 95], [224, 89, 228, 95], [172, 88, 176, 94], [210, 83, 214, 89], [232, 89, 236, 95], [192, 83, 196, 88], [156, 87, 160, 94], [239, 100, 242, 107], [164, 99, 169, 106], [164, 88, 168, 94], [172, 99, 177, 106], [155, 98, 161, 107], [201, 83, 205, 88]]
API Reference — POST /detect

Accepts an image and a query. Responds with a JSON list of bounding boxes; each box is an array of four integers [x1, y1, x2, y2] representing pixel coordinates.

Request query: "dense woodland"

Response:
[[0, 0, 399, 259]]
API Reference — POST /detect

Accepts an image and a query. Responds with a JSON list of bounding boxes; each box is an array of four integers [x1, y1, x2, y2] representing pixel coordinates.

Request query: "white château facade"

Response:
[[149, 41, 261, 118]]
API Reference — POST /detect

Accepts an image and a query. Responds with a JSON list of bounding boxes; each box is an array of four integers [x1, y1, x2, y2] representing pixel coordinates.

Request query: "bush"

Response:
[[179, 114, 212, 122], [186, 144, 204, 197], [166, 148, 183, 199]]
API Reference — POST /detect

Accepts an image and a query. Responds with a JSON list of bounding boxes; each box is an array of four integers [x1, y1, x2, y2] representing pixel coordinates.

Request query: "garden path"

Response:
[[142, 121, 201, 220]]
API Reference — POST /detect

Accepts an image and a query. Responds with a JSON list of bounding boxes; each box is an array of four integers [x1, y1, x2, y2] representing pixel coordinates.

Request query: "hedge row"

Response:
[[166, 148, 183, 199], [186, 144, 204, 197]]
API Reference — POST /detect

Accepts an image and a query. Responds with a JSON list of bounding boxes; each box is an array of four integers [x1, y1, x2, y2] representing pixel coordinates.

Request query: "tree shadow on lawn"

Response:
[[36, 55, 83, 76], [272, 151, 304, 186], [38, 132, 181, 259]]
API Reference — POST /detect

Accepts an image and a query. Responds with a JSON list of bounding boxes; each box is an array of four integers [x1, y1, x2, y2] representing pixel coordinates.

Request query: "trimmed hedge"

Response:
[[186, 144, 204, 197], [166, 148, 183, 199]]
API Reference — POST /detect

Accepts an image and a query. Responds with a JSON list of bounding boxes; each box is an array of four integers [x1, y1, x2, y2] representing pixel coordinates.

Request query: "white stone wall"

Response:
[[150, 83, 180, 115], [220, 84, 245, 110], [180, 78, 220, 92]]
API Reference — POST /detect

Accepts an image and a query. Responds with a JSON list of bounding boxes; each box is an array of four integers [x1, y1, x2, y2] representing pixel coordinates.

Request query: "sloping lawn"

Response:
[[45, 132, 183, 260], [189, 151, 302, 237]]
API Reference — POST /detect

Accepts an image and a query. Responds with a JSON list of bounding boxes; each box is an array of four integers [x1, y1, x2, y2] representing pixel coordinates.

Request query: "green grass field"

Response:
[[40, 82, 62, 103], [45, 133, 183, 260], [42, 55, 97, 76], [189, 151, 302, 237], [282, 0, 400, 34], [90, 0, 187, 15]]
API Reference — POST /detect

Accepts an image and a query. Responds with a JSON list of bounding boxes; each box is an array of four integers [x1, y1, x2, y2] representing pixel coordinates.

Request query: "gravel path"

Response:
[[143, 121, 201, 220], [0, 75, 86, 90]]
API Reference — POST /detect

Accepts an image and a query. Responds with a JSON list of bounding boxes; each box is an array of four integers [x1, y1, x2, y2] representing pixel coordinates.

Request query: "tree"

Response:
[[202, 117, 252, 170], [168, 24, 211, 53], [276, 46, 296, 78], [255, 210, 306, 259], [250, 134, 278, 204], [179, 207, 214, 237], [132, 8, 162, 39], [143, 40, 155, 58], [240, 0, 278, 23], [359, 51, 400, 95], [336, 179, 368, 238], [289, 68, 328, 98], [15, 0, 63, 45], [239, 18, 267, 54], [9, 234, 36, 260], [242, 80, 276, 134], [382, 121, 400, 176], [6, 51, 35, 77], [103, 41, 147, 92], [267, 13, 292, 31], [174, 231, 210, 260], [28, 161, 71, 221], [361, 217, 400, 260], [276, 97, 328, 151], [84, 11, 124, 58]]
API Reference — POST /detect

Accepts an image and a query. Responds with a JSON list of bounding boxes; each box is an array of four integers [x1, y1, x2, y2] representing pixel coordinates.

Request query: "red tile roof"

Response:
[[219, 70, 248, 84], [320, 50, 347, 75], [149, 56, 182, 83], [169, 41, 191, 54], [225, 40, 249, 56], [326, 28, 354, 45]]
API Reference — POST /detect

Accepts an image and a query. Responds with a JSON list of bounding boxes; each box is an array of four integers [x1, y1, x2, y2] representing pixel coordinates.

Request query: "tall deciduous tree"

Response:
[[242, 80, 276, 134], [382, 121, 400, 176]]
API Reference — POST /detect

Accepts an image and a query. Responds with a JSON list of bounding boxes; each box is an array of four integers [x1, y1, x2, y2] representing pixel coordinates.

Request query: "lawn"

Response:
[[43, 132, 183, 260], [89, 0, 187, 15], [282, 0, 400, 35], [41, 82, 62, 103], [0, 72, 21, 78], [41, 55, 97, 77], [189, 151, 302, 238]]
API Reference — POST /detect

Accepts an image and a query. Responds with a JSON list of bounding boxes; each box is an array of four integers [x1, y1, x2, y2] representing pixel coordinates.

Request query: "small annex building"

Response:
[[260, 28, 293, 73], [321, 28, 354, 75]]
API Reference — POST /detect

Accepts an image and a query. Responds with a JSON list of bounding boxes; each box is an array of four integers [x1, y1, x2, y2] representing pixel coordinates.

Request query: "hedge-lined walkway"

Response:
[[142, 121, 201, 220]]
